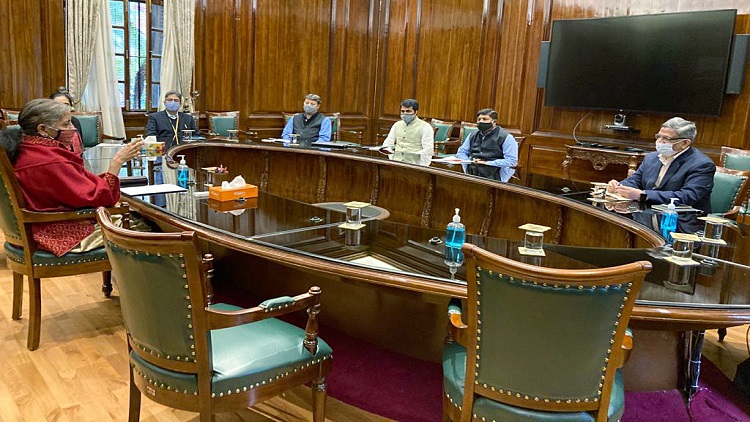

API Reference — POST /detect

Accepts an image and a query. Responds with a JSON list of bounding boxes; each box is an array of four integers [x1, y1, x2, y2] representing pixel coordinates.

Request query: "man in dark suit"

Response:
[[145, 91, 197, 206], [607, 117, 716, 214], [146, 91, 197, 150]]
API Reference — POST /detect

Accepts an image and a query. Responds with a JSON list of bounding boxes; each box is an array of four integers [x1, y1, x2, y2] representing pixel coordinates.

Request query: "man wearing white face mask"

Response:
[[606, 117, 715, 214], [380, 98, 434, 166], [281, 94, 331, 144]]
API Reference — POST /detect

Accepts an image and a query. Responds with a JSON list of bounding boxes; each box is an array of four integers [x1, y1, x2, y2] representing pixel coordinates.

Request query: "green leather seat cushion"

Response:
[[211, 116, 236, 137], [4, 242, 108, 266], [442, 342, 624, 422], [130, 303, 332, 395]]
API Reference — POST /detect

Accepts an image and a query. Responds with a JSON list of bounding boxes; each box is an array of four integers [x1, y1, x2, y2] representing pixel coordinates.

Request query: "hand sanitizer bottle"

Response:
[[660, 198, 678, 243], [177, 155, 189, 189], [446, 208, 466, 248]]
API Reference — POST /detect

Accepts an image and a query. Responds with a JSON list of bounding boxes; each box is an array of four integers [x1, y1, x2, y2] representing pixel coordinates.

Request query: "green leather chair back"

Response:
[[446, 245, 650, 421], [432, 120, 454, 143], [104, 239, 200, 360], [474, 268, 632, 401], [460, 123, 478, 143], [0, 148, 24, 243], [75, 114, 101, 148], [210, 115, 237, 137], [710, 170, 749, 214], [2, 109, 20, 121], [723, 153, 750, 171]]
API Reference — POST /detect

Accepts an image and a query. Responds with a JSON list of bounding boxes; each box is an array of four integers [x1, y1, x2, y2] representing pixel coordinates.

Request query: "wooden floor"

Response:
[[0, 256, 747, 421]]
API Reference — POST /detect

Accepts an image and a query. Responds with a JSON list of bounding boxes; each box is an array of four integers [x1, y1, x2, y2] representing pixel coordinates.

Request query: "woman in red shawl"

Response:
[[0, 98, 143, 256]]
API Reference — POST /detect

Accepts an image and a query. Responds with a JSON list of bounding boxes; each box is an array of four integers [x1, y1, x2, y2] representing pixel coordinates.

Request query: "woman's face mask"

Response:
[[44, 126, 79, 150], [56, 129, 79, 148]]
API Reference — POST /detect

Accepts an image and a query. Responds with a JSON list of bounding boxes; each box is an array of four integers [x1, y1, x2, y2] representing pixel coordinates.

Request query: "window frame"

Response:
[[111, 0, 164, 111]]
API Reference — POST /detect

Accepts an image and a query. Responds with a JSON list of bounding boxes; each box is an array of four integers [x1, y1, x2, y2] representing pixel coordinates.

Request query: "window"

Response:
[[110, 0, 164, 111]]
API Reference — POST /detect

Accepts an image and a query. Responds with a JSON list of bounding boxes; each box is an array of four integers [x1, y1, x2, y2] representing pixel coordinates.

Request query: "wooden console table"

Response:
[[562, 144, 647, 180]]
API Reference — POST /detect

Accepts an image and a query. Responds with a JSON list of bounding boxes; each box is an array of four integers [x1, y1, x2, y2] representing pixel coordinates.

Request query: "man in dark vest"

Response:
[[281, 93, 331, 144], [456, 108, 518, 182]]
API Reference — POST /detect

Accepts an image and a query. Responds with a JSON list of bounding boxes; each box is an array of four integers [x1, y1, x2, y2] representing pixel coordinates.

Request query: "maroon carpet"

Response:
[[215, 291, 750, 421], [320, 322, 750, 422]]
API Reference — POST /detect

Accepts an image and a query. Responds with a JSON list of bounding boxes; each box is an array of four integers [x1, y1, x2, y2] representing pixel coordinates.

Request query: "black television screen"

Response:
[[544, 10, 737, 117]]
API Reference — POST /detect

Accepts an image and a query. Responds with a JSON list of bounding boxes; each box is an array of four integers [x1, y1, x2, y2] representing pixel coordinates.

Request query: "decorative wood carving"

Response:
[[317, 156, 327, 203], [420, 176, 434, 228], [479, 189, 495, 237], [563, 145, 647, 180], [260, 151, 270, 192], [369, 163, 380, 205]]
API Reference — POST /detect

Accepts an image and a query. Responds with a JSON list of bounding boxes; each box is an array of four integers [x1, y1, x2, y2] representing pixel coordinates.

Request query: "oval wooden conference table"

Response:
[[124, 140, 750, 395]]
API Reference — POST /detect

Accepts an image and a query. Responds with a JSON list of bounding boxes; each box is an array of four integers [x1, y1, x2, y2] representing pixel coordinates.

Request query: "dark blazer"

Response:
[[145, 111, 197, 150], [620, 147, 716, 213]]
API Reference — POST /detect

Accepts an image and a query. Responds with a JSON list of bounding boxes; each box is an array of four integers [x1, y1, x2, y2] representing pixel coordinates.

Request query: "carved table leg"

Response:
[[681, 330, 705, 401]]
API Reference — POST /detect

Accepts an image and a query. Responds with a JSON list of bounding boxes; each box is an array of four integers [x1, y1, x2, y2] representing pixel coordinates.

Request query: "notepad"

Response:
[[121, 183, 187, 196]]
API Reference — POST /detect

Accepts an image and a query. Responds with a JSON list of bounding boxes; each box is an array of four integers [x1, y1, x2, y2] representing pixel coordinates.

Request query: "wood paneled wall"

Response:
[[0, 0, 65, 107], [3, 0, 749, 181], [191, 0, 750, 179]]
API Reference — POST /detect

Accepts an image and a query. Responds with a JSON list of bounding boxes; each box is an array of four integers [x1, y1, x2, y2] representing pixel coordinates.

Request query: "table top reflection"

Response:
[[133, 187, 750, 310]]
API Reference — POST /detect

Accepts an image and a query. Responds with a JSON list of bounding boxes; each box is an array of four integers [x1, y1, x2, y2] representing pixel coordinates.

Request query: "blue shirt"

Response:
[[456, 131, 518, 182], [281, 114, 332, 142]]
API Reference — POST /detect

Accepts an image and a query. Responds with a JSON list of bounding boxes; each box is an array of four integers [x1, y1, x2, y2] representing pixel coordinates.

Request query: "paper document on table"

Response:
[[121, 183, 187, 196], [260, 138, 286, 143], [431, 156, 472, 164], [605, 192, 631, 201]]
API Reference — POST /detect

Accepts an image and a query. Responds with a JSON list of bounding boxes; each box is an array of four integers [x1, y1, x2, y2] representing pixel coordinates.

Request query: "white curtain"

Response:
[[160, 0, 195, 111], [66, 0, 100, 107], [81, 0, 126, 138]]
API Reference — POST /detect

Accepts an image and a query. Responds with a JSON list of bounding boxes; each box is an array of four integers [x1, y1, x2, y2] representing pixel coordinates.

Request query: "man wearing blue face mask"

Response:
[[379, 99, 434, 166], [146, 91, 198, 150], [281, 94, 331, 144], [145, 91, 198, 206], [606, 117, 715, 214]]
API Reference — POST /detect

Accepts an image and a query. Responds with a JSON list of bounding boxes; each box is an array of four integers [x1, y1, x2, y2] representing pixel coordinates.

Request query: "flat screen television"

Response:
[[544, 10, 737, 117]]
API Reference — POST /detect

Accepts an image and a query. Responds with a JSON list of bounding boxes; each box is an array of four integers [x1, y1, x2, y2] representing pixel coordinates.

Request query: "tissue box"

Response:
[[208, 197, 258, 212], [208, 184, 258, 201]]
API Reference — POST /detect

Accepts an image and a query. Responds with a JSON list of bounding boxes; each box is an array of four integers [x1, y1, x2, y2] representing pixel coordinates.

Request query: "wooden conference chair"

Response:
[[443, 243, 651, 422], [1, 108, 20, 122], [73, 111, 125, 148], [431, 118, 456, 155], [709, 166, 750, 220], [0, 140, 128, 350], [206, 111, 239, 137], [96, 208, 333, 421]]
